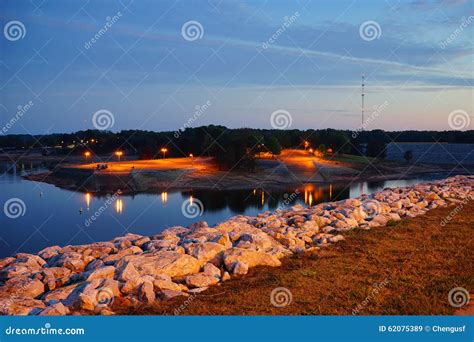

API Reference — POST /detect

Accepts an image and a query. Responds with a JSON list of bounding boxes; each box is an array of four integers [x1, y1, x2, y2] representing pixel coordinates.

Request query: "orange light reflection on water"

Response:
[[115, 199, 123, 214], [161, 192, 168, 205]]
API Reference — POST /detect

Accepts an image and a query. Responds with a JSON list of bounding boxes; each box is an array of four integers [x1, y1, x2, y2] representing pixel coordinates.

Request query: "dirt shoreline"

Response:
[[20, 149, 472, 193]]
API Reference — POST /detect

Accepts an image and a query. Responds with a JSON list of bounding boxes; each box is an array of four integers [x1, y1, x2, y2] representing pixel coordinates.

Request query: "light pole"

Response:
[[115, 151, 123, 161], [84, 151, 91, 163], [160, 148, 168, 159]]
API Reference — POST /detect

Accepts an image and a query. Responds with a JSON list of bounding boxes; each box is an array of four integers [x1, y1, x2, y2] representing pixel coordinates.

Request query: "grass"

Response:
[[115, 201, 473, 315]]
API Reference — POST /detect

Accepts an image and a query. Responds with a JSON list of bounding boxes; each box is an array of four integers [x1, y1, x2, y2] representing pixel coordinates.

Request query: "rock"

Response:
[[0, 257, 15, 269], [117, 251, 200, 279], [43, 283, 80, 303], [0, 265, 30, 280], [14, 253, 46, 267], [62, 280, 115, 311], [38, 246, 62, 260], [185, 272, 219, 288], [371, 214, 389, 226], [120, 275, 154, 294], [115, 261, 140, 282], [133, 236, 151, 247], [99, 308, 115, 315], [232, 261, 249, 275], [159, 290, 188, 301], [222, 271, 231, 281], [42, 267, 72, 291], [102, 246, 142, 264], [38, 302, 70, 316], [187, 287, 209, 294], [223, 248, 281, 272], [187, 242, 226, 264], [48, 252, 87, 272], [85, 259, 105, 272], [202, 263, 221, 278], [329, 235, 345, 243], [0, 277, 45, 299], [153, 279, 182, 291], [138, 281, 155, 304], [85, 266, 115, 281], [0, 296, 46, 315], [235, 232, 275, 251]]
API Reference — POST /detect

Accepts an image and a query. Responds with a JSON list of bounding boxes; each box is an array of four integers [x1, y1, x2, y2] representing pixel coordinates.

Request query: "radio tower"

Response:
[[361, 74, 365, 127]]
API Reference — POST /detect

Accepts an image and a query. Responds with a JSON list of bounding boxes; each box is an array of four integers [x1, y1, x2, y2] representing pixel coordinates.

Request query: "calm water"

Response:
[[0, 162, 449, 258]]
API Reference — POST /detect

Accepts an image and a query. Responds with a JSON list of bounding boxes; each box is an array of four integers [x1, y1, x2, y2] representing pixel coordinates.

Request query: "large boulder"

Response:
[[0, 277, 45, 299], [222, 248, 281, 272], [185, 272, 219, 288], [38, 302, 70, 316], [186, 242, 226, 265], [0, 296, 45, 315], [116, 251, 200, 279]]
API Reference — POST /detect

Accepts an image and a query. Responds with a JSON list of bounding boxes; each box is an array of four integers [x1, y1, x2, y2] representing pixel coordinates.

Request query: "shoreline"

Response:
[[0, 175, 472, 315], [22, 164, 468, 194], [6, 149, 471, 193]]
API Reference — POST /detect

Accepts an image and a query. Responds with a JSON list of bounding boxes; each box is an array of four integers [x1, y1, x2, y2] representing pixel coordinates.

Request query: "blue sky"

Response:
[[0, 0, 472, 134]]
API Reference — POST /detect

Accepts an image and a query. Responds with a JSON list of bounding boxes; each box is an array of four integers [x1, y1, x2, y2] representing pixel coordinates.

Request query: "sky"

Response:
[[0, 0, 472, 135]]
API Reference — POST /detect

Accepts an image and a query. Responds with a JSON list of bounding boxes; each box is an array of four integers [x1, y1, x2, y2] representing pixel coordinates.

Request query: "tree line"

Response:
[[1, 126, 472, 170]]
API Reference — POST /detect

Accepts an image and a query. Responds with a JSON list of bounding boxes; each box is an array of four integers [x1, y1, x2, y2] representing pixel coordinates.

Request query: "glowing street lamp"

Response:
[[115, 151, 123, 161], [189, 153, 194, 166], [160, 148, 168, 158], [304, 140, 309, 150], [309, 148, 314, 155], [84, 151, 91, 162]]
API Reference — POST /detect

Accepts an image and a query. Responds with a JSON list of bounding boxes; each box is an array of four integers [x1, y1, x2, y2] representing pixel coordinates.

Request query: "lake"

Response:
[[0, 162, 450, 258]]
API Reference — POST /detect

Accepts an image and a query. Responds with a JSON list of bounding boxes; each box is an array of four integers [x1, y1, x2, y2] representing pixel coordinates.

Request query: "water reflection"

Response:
[[115, 199, 123, 214], [85, 193, 91, 208], [0, 161, 452, 258], [161, 192, 168, 205]]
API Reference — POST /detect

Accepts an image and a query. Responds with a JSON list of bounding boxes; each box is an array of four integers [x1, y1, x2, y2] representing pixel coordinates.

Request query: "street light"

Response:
[[304, 140, 309, 150], [84, 151, 91, 162], [115, 151, 123, 161], [160, 148, 168, 158], [189, 153, 194, 166]]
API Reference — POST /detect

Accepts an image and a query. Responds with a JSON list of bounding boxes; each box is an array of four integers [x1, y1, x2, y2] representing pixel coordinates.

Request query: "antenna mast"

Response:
[[361, 74, 365, 127]]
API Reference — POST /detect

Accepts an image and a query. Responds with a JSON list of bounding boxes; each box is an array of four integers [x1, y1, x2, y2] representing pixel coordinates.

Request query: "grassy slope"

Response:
[[116, 201, 473, 315]]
